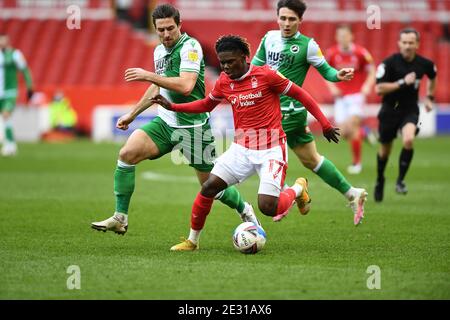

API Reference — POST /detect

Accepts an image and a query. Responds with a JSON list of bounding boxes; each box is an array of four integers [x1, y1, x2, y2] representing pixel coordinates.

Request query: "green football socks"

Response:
[[5, 121, 14, 142], [114, 160, 136, 215], [314, 156, 352, 195], [217, 186, 246, 214]]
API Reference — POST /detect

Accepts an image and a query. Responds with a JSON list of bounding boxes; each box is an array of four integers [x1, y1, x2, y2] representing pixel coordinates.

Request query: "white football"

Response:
[[232, 222, 266, 254]]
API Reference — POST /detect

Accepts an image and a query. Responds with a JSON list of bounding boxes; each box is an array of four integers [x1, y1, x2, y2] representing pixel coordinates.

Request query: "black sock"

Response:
[[377, 154, 388, 182], [398, 148, 414, 183]]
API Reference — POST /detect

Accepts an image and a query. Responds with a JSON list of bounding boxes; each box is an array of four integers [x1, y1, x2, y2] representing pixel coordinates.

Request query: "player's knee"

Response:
[[200, 179, 222, 198], [378, 153, 388, 160], [338, 125, 349, 139], [351, 126, 361, 139], [257, 198, 277, 216], [351, 117, 361, 128], [403, 138, 414, 149], [119, 147, 140, 165], [301, 157, 318, 170]]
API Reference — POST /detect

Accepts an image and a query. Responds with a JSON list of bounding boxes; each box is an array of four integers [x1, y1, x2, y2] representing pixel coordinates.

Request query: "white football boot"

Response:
[[349, 188, 368, 226], [91, 213, 128, 235], [240, 202, 263, 228], [1, 142, 17, 157], [347, 163, 362, 175]]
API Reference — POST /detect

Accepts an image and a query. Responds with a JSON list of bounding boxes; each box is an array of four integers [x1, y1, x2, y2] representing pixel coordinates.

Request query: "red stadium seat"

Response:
[[436, 43, 449, 102]]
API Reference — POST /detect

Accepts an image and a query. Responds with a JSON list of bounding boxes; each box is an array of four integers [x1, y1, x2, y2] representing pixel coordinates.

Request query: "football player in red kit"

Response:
[[151, 35, 340, 251], [326, 24, 376, 174]]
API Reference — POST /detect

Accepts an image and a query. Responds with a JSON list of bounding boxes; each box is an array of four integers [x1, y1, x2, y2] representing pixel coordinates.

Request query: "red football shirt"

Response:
[[170, 64, 332, 150], [209, 64, 292, 150], [326, 44, 373, 95]]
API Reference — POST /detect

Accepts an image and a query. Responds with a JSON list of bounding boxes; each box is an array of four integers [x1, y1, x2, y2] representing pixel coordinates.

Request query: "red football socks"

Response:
[[351, 138, 362, 165], [276, 188, 297, 215], [191, 193, 215, 231]]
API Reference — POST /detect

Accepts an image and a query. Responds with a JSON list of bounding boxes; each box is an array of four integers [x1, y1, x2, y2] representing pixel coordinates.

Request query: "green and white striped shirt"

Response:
[[0, 48, 32, 99], [252, 31, 326, 114], [154, 33, 208, 128]]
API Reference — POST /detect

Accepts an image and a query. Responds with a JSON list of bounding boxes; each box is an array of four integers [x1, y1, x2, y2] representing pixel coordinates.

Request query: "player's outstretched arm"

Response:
[[125, 68, 197, 96], [315, 62, 353, 82], [424, 77, 436, 112], [149, 94, 220, 114], [18, 67, 34, 102], [116, 84, 160, 131], [149, 95, 173, 110], [285, 83, 340, 143]]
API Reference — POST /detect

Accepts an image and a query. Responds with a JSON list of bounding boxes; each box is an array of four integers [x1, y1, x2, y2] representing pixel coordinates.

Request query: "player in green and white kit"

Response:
[[0, 33, 33, 156], [252, 0, 368, 225], [91, 4, 259, 241]]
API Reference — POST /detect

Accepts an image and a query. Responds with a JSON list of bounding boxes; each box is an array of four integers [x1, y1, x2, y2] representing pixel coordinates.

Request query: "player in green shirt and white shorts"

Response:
[[252, 0, 368, 225], [0, 33, 33, 156], [91, 4, 259, 241]]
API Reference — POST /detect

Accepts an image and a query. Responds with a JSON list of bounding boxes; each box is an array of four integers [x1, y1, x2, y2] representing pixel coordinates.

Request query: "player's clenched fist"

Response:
[[116, 113, 135, 130]]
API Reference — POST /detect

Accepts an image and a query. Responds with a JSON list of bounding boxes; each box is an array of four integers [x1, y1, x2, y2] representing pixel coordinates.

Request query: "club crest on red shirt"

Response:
[[251, 76, 258, 88]]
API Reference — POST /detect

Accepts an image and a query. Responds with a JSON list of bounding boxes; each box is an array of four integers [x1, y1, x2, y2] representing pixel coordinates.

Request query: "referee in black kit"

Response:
[[374, 27, 437, 202]]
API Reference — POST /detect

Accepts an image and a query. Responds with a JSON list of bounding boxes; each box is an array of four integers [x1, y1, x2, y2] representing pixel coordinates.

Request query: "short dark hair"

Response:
[[399, 27, 420, 41], [277, 0, 307, 19], [215, 35, 251, 57], [152, 4, 180, 27]]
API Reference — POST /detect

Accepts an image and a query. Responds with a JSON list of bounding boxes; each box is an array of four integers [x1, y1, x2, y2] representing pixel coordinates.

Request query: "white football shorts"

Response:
[[211, 141, 288, 197], [334, 93, 365, 124]]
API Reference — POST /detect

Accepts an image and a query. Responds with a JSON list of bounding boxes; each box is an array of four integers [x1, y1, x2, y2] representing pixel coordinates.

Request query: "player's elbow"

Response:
[[181, 89, 193, 96], [181, 84, 195, 96]]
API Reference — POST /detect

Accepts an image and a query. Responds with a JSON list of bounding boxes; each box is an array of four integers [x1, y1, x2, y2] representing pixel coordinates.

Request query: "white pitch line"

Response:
[[141, 171, 198, 183]]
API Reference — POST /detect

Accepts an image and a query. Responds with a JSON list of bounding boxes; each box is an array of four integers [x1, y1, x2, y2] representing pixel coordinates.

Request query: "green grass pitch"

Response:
[[1, 137, 449, 299]]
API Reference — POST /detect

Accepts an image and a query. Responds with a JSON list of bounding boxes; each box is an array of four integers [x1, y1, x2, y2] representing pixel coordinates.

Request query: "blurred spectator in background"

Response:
[[444, 23, 450, 41], [0, 33, 33, 156], [115, 0, 151, 30], [129, 0, 151, 29], [49, 90, 77, 132], [42, 90, 78, 142], [115, 0, 133, 23]]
